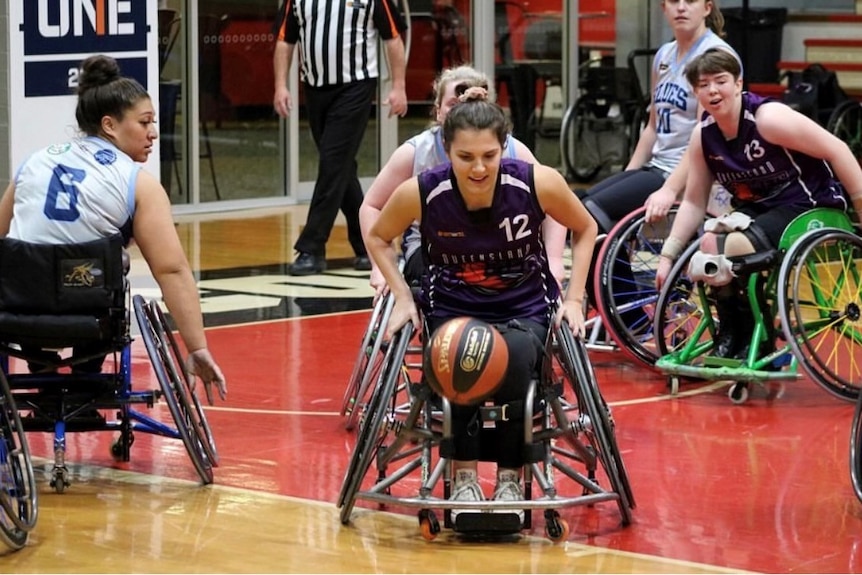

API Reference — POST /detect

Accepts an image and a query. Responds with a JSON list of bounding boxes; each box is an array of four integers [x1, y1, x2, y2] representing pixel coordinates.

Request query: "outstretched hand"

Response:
[[185, 348, 227, 406]]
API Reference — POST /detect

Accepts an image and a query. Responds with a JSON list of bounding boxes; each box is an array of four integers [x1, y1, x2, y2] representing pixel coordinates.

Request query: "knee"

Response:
[[724, 232, 757, 257]]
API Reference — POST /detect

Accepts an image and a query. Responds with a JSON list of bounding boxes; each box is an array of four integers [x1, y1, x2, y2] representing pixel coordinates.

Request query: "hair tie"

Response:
[[458, 86, 488, 103]]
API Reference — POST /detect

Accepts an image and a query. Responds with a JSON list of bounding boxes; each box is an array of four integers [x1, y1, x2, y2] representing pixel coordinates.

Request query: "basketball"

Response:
[[423, 317, 509, 405]]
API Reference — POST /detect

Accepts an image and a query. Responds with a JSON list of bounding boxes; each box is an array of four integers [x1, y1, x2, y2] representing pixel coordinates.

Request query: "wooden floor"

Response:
[[3, 206, 862, 573]]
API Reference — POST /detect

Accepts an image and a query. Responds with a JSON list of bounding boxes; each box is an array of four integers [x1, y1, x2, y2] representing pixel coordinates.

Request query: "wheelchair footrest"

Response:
[[454, 512, 522, 534]]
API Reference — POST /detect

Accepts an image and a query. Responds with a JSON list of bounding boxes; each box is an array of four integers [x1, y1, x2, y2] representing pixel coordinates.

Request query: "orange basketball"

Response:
[[423, 317, 509, 406]]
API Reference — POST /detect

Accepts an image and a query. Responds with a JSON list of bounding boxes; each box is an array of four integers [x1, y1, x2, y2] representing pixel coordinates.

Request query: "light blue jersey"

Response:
[[648, 30, 740, 174], [10, 137, 137, 245]]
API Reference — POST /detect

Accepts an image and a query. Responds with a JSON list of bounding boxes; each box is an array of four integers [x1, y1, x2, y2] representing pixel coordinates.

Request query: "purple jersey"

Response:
[[417, 158, 558, 325], [701, 92, 848, 211]]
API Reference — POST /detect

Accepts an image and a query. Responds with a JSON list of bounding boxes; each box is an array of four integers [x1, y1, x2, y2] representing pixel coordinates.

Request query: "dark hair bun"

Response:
[[77, 55, 122, 95]]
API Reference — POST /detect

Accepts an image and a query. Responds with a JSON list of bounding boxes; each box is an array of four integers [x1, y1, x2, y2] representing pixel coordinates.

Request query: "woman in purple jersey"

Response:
[[365, 88, 597, 522], [656, 48, 862, 358], [359, 65, 567, 298]]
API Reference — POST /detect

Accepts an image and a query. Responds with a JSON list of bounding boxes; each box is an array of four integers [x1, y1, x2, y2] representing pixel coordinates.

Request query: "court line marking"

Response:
[[202, 381, 729, 417]]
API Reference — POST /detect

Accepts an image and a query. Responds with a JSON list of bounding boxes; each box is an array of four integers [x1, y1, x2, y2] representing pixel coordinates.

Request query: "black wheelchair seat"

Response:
[[0, 234, 218, 494], [0, 234, 127, 349]]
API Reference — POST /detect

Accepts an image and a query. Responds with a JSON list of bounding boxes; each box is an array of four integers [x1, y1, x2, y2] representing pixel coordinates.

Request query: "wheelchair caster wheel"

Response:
[[50, 467, 70, 494], [110, 432, 135, 461], [418, 509, 440, 541], [728, 382, 749, 404], [667, 376, 680, 395], [544, 510, 569, 543]]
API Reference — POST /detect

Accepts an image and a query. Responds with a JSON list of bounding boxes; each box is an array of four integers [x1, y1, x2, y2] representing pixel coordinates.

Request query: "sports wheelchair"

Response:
[[342, 207, 698, 422], [0, 368, 37, 551], [0, 234, 217, 494], [590, 186, 733, 369], [827, 100, 862, 165], [652, 207, 862, 404], [337, 307, 634, 542]]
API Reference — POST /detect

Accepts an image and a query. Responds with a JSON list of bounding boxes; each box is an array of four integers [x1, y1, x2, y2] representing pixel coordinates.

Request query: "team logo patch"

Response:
[[47, 143, 71, 155], [62, 259, 105, 288], [94, 149, 117, 165]]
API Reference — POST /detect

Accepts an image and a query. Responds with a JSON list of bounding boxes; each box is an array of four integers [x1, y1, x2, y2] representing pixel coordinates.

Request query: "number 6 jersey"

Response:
[[9, 136, 137, 245]]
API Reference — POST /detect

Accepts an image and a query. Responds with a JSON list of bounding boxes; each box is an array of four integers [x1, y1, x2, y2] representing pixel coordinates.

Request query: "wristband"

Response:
[[660, 236, 685, 261]]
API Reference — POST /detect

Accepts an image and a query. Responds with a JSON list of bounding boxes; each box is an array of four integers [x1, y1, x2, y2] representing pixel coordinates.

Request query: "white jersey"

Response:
[[10, 137, 137, 245], [402, 126, 518, 261], [648, 30, 739, 174]]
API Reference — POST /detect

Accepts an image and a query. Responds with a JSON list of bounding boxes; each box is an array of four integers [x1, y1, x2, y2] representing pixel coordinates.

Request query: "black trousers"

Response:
[[294, 79, 376, 258], [581, 166, 667, 234], [428, 317, 548, 469]]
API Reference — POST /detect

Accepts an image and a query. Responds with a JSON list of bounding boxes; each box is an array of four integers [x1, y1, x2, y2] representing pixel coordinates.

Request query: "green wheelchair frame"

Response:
[[654, 207, 862, 404]]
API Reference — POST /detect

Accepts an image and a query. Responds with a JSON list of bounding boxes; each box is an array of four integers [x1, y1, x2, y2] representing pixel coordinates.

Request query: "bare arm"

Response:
[[382, 37, 407, 117], [360, 143, 416, 294], [655, 127, 712, 289], [644, 94, 707, 223], [756, 102, 862, 218], [366, 178, 423, 336], [133, 171, 225, 401], [644, 146, 691, 223], [273, 40, 295, 117], [0, 182, 15, 236], [673, 131, 712, 239], [534, 164, 599, 335]]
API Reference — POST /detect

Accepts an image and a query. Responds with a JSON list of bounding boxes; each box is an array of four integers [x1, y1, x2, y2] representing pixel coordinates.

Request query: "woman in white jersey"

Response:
[[0, 54, 226, 402], [359, 65, 567, 297], [580, 0, 739, 233]]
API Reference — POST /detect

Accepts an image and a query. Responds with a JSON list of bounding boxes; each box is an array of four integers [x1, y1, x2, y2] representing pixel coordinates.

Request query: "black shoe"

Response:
[[289, 252, 326, 276], [712, 329, 739, 359], [353, 255, 371, 271]]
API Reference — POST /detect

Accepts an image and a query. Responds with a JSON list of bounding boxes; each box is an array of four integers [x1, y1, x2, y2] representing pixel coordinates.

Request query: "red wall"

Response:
[[216, 0, 617, 110]]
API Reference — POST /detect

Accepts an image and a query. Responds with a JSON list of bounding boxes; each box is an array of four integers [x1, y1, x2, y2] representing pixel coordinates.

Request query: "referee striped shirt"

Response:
[[275, 0, 406, 87]]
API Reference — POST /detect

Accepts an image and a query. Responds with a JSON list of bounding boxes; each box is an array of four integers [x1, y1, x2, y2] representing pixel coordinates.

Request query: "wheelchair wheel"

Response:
[[338, 323, 414, 523], [341, 293, 385, 415], [593, 206, 680, 366], [851, 389, 862, 502], [0, 371, 37, 550], [653, 238, 715, 359], [827, 100, 862, 163], [777, 228, 862, 402], [553, 324, 634, 524], [342, 294, 394, 431], [560, 96, 603, 183], [133, 295, 217, 484]]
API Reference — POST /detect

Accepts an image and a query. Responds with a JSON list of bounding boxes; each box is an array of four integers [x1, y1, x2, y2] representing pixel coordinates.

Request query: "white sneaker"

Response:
[[492, 478, 524, 524], [449, 474, 484, 523]]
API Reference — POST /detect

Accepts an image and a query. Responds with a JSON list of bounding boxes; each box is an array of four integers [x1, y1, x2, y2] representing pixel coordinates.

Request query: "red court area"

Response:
[[22, 310, 862, 573]]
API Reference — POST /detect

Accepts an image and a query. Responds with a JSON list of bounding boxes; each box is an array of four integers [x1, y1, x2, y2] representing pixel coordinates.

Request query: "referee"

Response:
[[274, 0, 408, 276]]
